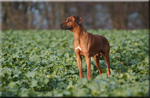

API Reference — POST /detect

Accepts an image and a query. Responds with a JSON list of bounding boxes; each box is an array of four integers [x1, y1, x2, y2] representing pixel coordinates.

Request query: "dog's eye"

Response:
[[68, 19, 71, 22]]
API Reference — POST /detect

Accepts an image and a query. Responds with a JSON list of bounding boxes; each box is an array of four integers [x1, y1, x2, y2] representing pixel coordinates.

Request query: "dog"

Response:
[[61, 16, 111, 80]]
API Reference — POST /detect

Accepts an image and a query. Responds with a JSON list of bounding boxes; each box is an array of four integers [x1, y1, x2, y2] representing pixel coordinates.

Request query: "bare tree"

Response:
[[137, 3, 149, 28], [1, 2, 149, 30], [108, 2, 128, 29], [28, 2, 33, 29]]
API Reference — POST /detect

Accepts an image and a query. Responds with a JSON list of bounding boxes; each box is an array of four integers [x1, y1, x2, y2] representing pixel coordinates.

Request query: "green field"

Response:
[[0, 29, 149, 97]]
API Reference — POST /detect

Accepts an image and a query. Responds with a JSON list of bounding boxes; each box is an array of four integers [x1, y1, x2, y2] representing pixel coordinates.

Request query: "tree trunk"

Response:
[[28, 3, 33, 29], [51, 3, 56, 29]]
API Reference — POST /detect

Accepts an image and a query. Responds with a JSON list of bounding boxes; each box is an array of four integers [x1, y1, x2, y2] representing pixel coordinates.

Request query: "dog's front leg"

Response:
[[85, 56, 91, 80], [76, 54, 83, 79]]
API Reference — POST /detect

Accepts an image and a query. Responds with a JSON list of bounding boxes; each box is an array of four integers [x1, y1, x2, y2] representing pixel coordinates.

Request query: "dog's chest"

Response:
[[75, 46, 84, 55], [75, 46, 82, 51]]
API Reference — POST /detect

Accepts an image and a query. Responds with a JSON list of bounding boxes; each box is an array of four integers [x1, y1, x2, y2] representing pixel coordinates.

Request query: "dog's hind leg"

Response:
[[94, 54, 102, 75], [104, 53, 111, 77]]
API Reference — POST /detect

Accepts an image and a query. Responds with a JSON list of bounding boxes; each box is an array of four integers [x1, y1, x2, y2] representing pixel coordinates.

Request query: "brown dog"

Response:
[[61, 16, 111, 80]]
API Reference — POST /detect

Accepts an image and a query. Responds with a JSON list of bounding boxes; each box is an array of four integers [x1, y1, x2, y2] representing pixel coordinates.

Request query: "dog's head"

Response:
[[61, 16, 82, 30]]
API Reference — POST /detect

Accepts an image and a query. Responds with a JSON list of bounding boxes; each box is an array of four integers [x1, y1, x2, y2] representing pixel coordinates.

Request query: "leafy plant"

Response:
[[0, 29, 149, 97]]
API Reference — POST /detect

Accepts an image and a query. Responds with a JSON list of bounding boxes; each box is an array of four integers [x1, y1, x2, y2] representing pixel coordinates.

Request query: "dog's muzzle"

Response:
[[60, 23, 72, 30]]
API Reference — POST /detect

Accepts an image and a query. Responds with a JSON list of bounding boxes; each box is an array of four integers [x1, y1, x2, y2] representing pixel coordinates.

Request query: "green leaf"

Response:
[[30, 79, 37, 87], [8, 82, 19, 90], [26, 71, 35, 78], [19, 88, 30, 97], [73, 88, 90, 96], [45, 92, 53, 96], [63, 90, 71, 96], [95, 73, 107, 80], [43, 77, 49, 84]]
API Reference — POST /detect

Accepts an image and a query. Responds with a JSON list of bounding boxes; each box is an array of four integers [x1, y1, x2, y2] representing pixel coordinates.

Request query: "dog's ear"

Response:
[[75, 16, 82, 25], [77, 16, 82, 25]]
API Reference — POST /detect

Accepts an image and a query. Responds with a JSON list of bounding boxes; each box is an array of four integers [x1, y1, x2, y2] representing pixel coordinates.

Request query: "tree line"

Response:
[[1, 2, 149, 30]]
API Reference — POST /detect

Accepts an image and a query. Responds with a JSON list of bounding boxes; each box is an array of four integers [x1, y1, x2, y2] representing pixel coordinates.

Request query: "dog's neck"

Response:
[[71, 24, 86, 33], [71, 24, 88, 45]]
